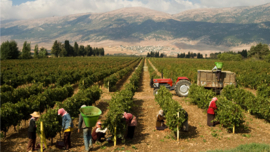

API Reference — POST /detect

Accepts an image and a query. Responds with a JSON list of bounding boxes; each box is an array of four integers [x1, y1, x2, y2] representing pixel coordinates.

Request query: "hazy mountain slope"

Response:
[[1, 4, 270, 47], [174, 3, 270, 24]]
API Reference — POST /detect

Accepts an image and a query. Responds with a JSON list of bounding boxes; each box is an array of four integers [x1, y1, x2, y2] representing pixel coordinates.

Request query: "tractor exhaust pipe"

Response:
[[161, 72, 163, 79]]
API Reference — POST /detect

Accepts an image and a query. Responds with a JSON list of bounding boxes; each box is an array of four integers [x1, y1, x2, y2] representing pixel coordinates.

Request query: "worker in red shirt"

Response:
[[207, 97, 218, 127]]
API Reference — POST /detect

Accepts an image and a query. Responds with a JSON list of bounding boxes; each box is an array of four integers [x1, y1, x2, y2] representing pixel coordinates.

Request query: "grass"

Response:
[[205, 143, 270, 152]]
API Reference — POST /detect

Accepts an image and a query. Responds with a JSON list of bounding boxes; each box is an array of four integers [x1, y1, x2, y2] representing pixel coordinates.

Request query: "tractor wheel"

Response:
[[153, 89, 159, 96], [175, 80, 191, 97]]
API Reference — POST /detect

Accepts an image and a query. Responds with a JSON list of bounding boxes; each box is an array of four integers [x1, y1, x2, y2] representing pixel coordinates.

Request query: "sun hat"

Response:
[[30, 111, 41, 118]]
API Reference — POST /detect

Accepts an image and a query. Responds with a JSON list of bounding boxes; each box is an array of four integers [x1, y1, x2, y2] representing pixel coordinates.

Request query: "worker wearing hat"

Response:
[[27, 111, 40, 152], [78, 105, 93, 152], [92, 121, 108, 143]]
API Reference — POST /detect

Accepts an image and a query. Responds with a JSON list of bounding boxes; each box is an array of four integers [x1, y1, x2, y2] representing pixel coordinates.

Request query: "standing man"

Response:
[[78, 105, 92, 152], [27, 111, 40, 152]]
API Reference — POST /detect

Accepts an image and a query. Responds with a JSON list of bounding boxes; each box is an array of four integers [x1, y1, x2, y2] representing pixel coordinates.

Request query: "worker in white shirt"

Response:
[[91, 121, 108, 143]]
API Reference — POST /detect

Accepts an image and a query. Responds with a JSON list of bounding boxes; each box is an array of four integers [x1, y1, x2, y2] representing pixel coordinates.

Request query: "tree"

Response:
[[0, 40, 20, 59], [100, 48, 105, 56], [34, 44, 39, 58], [51, 40, 61, 57], [64, 40, 71, 56], [74, 42, 79, 56], [218, 53, 242, 61], [21, 41, 32, 59], [79, 45, 85, 56], [85, 45, 92, 56], [59, 43, 67, 57], [248, 43, 270, 59], [39, 47, 48, 58]]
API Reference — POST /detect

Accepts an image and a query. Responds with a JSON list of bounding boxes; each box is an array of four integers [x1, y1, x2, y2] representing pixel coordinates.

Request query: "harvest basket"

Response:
[[80, 106, 102, 127]]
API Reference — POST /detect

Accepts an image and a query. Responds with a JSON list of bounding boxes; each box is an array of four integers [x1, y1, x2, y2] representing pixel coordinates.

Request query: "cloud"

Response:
[[1, 0, 270, 21]]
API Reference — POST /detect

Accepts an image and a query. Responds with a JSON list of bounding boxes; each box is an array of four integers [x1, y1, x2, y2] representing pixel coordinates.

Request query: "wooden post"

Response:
[[40, 121, 48, 152], [248, 110, 250, 114], [114, 126, 117, 147], [233, 124, 235, 134], [177, 112, 179, 141]]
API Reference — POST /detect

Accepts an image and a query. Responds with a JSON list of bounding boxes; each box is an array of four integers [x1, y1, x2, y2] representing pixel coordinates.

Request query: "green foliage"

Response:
[[207, 143, 270, 152], [103, 59, 144, 141], [74, 42, 79, 56], [189, 84, 216, 110], [257, 84, 270, 98], [104, 60, 140, 90], [0, 83, 44, 105], [0, 84, 14, 93], [0, 40, 20, 59], [155, 86, 187, 132], [264, 53, 270, 63], [39, 47, 48, 58], [147, 59, 160, 79], [51, 40, 61, 57], [34, 44, 39, 58], [36, 109, 62, 139], [215, 96, 245, 130], [21, 41, 32, 59], [149, 58, 270, 89], [248, 43, 270, 59], [222, 85, 270, 121], [56, 85, 101, 117], [221, 85, 256, 111], [189, 85, 244, 131], [218, 53, 242, 61]]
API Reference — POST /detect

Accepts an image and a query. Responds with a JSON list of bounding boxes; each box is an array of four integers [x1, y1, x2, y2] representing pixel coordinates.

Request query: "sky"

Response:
[[1, 0, 270, 21]]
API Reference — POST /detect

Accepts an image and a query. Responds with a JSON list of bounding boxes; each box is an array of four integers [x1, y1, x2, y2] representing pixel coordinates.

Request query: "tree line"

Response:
[[0, 41, 48, 60], [51, 40, 104, 57], [146, 51, 165, 58], [0, 40, 105, 60], [216, 43, 269, 62], [177, 52, 203, 58]]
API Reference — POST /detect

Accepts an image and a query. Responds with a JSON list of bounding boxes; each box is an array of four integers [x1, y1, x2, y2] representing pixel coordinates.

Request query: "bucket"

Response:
[[80, 106, 102, 127], [215, 62, 223, 69]]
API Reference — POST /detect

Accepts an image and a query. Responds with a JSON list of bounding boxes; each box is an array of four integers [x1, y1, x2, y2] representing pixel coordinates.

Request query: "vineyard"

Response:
[[149, 58, 270, 89], [1, 57, 270, 152]]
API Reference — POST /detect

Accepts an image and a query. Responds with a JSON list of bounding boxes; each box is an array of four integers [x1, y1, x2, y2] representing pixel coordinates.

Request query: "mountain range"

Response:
[[1, 3, 270, 55]]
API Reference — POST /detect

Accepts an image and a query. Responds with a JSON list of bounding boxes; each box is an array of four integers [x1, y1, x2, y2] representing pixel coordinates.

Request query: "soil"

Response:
[[1, 59, 270, 152]]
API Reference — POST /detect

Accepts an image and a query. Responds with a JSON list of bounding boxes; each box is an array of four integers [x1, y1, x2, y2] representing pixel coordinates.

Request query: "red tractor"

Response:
[[150, 76, 191, 97]]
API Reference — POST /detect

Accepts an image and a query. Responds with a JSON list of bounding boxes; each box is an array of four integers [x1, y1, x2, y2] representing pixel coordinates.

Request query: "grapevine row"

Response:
[[104, 58, 142, 90], [189, 85, 245, 131], [147, 59, 160, 79], [103, 59, 144, 141], [222, 84, 270, 122], [1, 57, 137, 87], [149, 58, 270, 89], [0, 83, 44, 105], [154, 86, 187, 132], [36, 85, 102, 140], [0, 58, 139, 106], [0, 84, 74, 134], [78, 58, 141, 89]]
